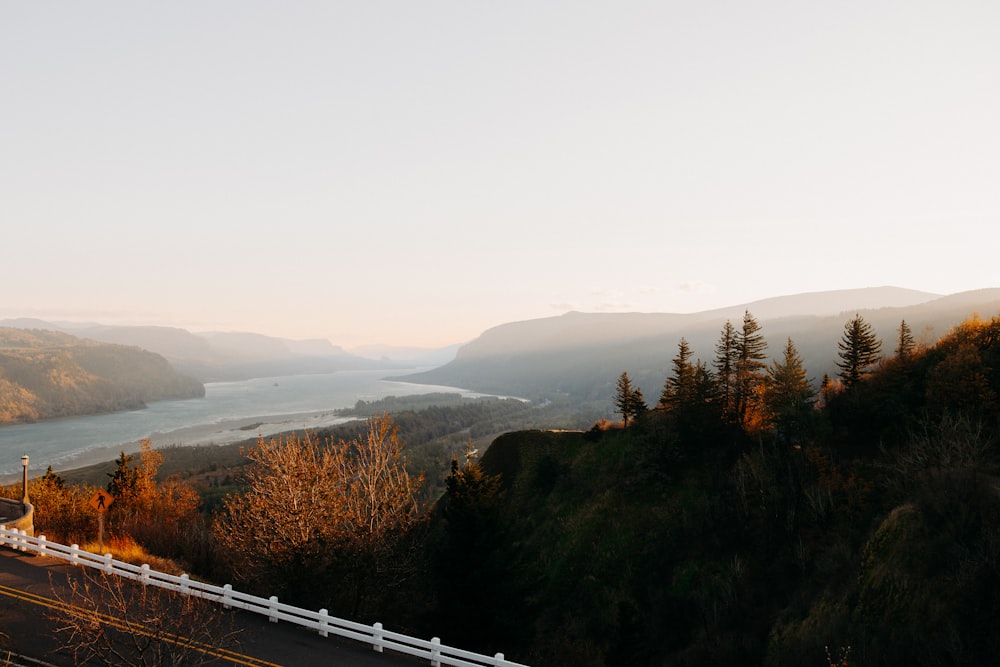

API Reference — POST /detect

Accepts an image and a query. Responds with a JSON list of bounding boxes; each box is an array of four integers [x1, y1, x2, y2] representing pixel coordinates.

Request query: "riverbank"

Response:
[[3, 409, 363, 485]]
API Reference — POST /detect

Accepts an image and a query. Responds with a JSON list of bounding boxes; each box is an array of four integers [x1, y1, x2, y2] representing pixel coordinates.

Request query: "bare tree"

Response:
[[48, 568, 241, 667], [213, 415, 426, 616]]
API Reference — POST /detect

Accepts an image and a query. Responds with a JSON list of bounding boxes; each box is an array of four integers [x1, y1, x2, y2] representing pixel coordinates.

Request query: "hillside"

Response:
[[0, 328, 204, 424], [402, 287, 1000, 402], [0, 320, 411, 382], [419, 315, 1000, 665]]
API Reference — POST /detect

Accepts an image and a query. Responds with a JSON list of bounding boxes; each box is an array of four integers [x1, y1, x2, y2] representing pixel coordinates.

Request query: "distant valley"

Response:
[[6, 286, 1000, 425]]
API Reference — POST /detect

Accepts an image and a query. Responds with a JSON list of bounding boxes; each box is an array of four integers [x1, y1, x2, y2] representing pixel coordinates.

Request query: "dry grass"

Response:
[[77, 534, 186, 575]]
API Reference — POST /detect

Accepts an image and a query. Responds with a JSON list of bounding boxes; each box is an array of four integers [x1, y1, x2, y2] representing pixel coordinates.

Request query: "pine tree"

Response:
[[660, 338, 696, 411], [631, 386, 648, 421], [432, 444, 507, 648], [714, 320, 739, 422], [615, 371, 646, 427], [896, 319, 916, 359], [836, 313, 883, 388], [735, 310, 768, 429], [764, 337, 814, 444], [106, 450, 138, 500]]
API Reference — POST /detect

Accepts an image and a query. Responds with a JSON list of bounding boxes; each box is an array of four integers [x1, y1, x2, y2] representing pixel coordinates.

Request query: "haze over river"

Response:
[[0, 370, 478, 477]]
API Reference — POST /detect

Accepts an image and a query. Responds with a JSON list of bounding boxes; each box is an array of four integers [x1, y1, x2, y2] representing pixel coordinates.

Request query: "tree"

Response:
[[213, 415, 425, 616], [836, 314, 882, 388], [615, 372, 646, 427], [213, 431, 344, 601], [660, 338, 697, 411], [49, 568, 241, 667], [735, 310, 768, 430], [431, 444, 513, 651], [333, 414, 427, 616], [26, 471, 93, 544], [713, 320, 739, 422], [764, 338, 815, 444], [105, 440, 201, 559], [896, 319, 916, 359], [107, 450, 138, 500]]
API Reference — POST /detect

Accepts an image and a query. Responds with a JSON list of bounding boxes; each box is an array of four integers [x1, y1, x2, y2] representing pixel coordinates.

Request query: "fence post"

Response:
[[222, 584, 233, 610], [431, 636, 441, 667], [38, 535, 47, 557], [494, 653, 507, 666], [19, 530, 27, 552], [372, 622, 383, 653], [141, 564, 150, 585], [268, 596, 279, 623], [70, 544, 79, 564], [180, 573, 190, 596], [317, 609, 329, 638], [104, 553, 114, 573], [0, 525, 6, 548]]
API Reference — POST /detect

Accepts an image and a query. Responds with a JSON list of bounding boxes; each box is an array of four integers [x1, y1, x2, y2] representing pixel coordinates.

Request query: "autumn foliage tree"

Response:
[[105, 440, 202, 561], [735, 311, 768, 431], [213, 415, 425, 617], [24, 467, 94, 543]]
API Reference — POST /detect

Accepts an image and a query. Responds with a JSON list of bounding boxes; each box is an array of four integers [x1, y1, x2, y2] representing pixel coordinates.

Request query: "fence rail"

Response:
[[0, 526, 528, 667]]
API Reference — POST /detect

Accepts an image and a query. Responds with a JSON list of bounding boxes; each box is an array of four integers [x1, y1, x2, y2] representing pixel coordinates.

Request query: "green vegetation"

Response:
[[7, 313, 1000, 666], [0, 327, 204, 424]]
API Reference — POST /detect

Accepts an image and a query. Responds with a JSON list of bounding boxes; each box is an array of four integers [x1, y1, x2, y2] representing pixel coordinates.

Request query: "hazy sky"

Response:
[[3, 2, 998, 348]]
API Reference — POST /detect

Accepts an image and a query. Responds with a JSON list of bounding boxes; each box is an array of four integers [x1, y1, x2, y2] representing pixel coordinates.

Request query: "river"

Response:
[[0, 369, 476, 477]]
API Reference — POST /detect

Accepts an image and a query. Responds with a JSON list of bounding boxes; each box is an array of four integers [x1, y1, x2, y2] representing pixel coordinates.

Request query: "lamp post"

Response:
[[20, 454, 29, 507]]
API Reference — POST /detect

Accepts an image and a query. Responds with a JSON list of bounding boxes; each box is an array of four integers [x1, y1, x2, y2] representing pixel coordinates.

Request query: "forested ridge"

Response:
[[445, 312, 1000, 665], [5, 313, 1000, 666], [0, 327, 204, 424]]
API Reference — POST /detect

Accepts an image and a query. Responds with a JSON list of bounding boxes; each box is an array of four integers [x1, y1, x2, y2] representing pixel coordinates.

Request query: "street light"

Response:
[[20, 454, 29, 507]]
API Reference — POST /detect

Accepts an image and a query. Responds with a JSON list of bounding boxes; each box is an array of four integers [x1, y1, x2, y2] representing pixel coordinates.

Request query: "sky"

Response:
[[2, 2, 999, 349]]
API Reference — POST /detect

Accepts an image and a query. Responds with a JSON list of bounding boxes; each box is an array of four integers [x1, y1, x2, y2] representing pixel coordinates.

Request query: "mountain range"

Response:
[[402, 286, 1000, 402], [6, 286, 1000, 406], [0, 319, 451, 382]]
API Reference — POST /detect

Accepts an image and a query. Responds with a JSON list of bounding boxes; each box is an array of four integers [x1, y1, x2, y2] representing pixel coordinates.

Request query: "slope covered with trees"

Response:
[[417, 313, 1000, 665], [0, 328, 204, 424]]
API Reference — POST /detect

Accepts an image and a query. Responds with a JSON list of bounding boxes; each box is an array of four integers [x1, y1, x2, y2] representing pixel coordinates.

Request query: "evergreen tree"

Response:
[[432, 444, 510, 651], [686, 359, 722, 442], [735, 310, 768, 429], [836, 313, 883, 388], [631, 386, 648, 421], [713, 320, 739, 422], [106, 450, 138, 499], [896, 319, 916, 359], [660, 338, 696, 411], [41, 465, 64, 489], [615, 372, 646, 427], [764, 337, 814, 444]]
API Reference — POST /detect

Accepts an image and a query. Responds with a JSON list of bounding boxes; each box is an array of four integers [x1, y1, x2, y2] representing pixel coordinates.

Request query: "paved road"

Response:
[[0, 549, 426, 666]]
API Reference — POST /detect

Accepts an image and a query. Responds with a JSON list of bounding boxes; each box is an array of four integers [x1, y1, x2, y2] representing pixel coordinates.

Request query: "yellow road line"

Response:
[[0, 582, 284, 667]]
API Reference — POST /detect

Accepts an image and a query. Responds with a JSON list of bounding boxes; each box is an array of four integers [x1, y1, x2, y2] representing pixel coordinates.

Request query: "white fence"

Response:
[[0, 526, 529, 667]]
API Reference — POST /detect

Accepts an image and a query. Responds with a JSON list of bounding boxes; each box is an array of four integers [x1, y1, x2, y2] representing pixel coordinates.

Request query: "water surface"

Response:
[[0, 370, 473, 476]]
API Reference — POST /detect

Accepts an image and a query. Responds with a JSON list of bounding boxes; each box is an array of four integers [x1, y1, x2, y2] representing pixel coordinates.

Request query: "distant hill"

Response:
[[0, 321, 414, 382], [349, 343, 462, 367], [401, 287, 1000, 402], [0, 328, 204, 425]]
